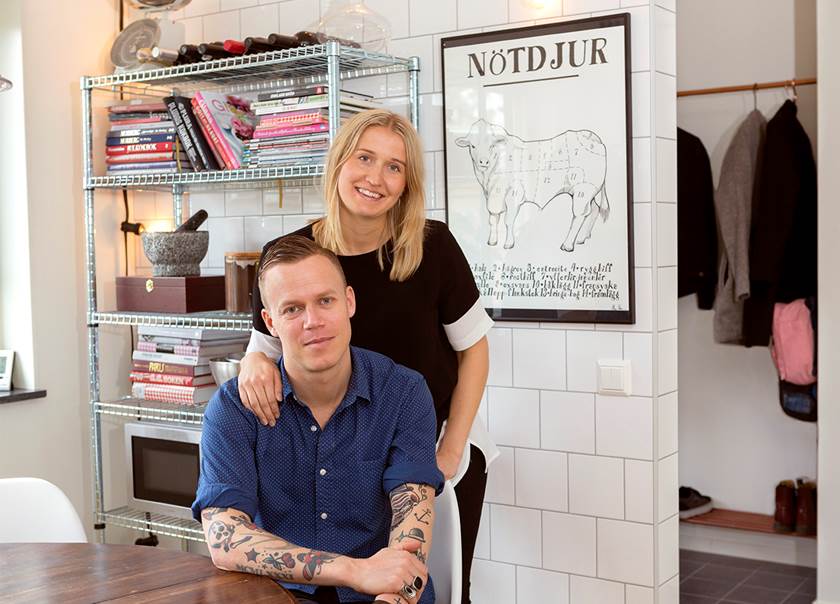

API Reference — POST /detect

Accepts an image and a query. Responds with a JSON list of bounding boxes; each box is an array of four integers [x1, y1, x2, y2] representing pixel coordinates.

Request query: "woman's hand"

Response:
[[436, 446, 462, 481], [237, 351, 283, 427]]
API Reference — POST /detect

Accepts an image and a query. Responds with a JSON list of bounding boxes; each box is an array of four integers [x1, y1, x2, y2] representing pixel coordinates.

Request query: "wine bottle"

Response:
[[267, 33, 299, 49], [178, 44, 203, 64]]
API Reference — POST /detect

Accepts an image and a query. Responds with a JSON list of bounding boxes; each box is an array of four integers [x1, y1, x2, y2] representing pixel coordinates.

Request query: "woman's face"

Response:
[[337, 125, 408, 224]]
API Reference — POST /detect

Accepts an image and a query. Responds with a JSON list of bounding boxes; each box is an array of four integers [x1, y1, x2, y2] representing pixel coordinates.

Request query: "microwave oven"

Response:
[[124, 422, 202, 520]]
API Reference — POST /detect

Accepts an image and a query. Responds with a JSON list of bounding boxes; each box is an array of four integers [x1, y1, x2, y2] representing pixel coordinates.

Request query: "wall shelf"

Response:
[[681, 508, 816, 539], [95, 397, 207, 425], [99, 506, 204, 542], [86, 163, 324, 190], [90, 310, 252, 331]]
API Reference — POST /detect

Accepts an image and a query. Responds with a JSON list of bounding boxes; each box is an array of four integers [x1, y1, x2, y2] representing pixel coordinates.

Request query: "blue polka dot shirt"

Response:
[[193, 346, 444, 603]]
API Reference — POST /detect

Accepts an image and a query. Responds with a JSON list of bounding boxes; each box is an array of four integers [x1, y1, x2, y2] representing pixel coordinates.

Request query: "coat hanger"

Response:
[[753, 83, 758, 110], [784, 79, 798, 103]]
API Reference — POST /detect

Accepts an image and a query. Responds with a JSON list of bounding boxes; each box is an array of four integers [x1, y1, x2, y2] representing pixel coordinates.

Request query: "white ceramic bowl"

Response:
[[209, 352, 245, 386]]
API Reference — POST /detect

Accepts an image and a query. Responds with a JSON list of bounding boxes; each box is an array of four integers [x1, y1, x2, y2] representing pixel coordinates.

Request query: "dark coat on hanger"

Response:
[[743, 100, 817, 347], [677, 128, 717, 309]]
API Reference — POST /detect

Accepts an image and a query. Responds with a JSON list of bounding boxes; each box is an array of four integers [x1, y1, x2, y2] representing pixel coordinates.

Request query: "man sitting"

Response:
[[192, 235, 442, 604]]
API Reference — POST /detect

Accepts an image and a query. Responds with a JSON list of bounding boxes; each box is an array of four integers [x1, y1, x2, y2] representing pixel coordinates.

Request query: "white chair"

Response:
[[0, 477, 87, 543], [428, 481, 462, 604]]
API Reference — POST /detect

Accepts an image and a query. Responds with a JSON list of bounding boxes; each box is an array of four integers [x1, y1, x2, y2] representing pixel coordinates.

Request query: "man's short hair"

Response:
[[258, 235, 347, 304]]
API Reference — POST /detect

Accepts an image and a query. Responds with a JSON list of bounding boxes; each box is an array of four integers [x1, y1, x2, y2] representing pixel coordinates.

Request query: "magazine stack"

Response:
[[243, 85, 380, 169], [106, 102, 191, 176], [130, 325, 250, 405]]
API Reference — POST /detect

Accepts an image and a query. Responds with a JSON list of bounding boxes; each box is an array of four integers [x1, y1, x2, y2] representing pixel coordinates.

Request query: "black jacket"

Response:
[[743, 101, 817, 346], [677, 128, 717, 309]]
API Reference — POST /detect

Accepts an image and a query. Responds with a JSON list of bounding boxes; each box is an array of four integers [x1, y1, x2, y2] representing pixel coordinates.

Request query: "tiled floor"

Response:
[[680, 549, 816, 604]]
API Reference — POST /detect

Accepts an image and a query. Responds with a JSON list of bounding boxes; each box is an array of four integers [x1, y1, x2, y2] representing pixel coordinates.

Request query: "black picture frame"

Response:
[[441, 14, 635, 324]]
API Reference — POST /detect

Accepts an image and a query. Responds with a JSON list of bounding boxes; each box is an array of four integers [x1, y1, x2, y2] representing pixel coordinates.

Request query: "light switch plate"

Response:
[[597, 359, 632, 396]]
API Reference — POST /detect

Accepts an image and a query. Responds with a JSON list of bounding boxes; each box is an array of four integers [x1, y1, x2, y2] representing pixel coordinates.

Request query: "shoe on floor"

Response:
[[679, 486, 713, 519]]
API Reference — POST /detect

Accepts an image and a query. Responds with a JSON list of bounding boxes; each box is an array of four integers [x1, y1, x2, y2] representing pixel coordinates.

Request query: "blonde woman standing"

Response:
[[238, 109, 496, 604]]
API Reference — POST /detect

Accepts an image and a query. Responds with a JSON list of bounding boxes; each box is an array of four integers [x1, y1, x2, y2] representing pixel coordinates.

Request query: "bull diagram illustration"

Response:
[[456, 119, 610, 252]]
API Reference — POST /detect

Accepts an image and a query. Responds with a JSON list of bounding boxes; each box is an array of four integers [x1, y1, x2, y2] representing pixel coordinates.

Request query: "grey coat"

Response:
[[713, 110, 766, 344]]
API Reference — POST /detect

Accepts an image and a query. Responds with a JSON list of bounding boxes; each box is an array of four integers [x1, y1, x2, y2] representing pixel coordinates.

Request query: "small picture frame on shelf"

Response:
[[0, 350, 14, 391]]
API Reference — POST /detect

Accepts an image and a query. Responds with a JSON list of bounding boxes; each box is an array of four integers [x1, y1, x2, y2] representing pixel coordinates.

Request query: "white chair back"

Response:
[[428, 481, 462, 604], [0, 477, 87, 543]]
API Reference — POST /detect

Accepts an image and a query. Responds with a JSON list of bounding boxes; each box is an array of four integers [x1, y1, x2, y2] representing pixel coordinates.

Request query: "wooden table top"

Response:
[[0, 543, 296, 603]]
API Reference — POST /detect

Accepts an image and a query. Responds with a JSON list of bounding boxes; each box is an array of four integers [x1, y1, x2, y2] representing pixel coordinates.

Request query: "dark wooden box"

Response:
[[116, 276, 225, 313]]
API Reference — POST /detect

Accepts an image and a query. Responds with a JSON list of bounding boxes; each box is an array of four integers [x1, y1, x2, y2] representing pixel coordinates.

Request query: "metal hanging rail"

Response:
[[677, 77, 816, 98]]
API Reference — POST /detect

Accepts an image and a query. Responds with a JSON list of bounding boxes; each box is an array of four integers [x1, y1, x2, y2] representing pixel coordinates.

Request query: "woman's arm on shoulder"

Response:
[[239, 329, 284, 427]]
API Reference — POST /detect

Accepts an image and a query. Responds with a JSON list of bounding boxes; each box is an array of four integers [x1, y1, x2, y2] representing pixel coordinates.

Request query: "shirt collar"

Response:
[[277, 346, 372, 410]]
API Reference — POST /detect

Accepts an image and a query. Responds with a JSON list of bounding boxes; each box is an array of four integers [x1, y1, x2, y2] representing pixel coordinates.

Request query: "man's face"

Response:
[[260, 255, 355, 376]]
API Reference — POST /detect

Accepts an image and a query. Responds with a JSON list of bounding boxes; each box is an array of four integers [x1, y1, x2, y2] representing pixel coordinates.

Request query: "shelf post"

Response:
[[409, 56, 420, 131], [172, 184, 184, 228], [326, 40, 341, 143], [81, 79, 105, 543]]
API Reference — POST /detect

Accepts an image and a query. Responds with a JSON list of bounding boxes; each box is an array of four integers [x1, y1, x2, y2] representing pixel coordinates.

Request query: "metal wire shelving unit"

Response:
[[82, 41, 421, 544]]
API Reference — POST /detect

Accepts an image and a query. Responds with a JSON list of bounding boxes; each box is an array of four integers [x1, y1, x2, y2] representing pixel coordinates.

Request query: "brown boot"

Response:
[[795, 480, 817, 536], [774, 480, 796, 533]]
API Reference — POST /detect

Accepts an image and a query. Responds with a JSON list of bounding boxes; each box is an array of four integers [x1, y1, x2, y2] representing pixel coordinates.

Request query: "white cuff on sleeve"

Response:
[[245, 329, 283, 360], [443, 299, 494, 351]]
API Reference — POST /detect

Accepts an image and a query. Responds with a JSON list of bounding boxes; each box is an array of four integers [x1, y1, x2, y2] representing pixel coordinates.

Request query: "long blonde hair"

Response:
[[313, 109, 427, 282]]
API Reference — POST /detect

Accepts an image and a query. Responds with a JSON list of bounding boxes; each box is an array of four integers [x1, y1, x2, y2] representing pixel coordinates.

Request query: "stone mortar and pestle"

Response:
[[141, 210, 210, 277]]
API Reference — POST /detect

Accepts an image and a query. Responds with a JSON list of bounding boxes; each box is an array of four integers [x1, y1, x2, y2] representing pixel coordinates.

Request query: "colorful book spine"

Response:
[[106, 133, 176, 145], [137, 326, 248, 340], [136, 340, 246, 357], [132, 349, 215, 366], [258, 110, 328, 126], [129, 371, 215, 387], [164, 96, 203, 171], [106, 142, 176, 155], [108, 160, 181, 171], [132, 360, 210, 376], [192, 92, 239, 169], [107, 126, 175, 137], [253, 122, 330, 139], [109, 102, 168, 113], [172, 96, 221, 171], [191, 97, 233, 169], [131, 382, 217, 405], [108, 115, 170, 125], [256, 85, 328, 102], [106, 152, 185, 164], [109, 121, 175, 132]]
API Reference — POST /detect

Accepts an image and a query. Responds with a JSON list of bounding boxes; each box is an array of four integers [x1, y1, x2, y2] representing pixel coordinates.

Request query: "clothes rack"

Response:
[[677, 77, 816, 98]]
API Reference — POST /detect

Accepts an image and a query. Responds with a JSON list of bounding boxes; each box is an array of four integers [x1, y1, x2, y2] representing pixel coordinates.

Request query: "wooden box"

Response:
[[116, 276, 225, 313]]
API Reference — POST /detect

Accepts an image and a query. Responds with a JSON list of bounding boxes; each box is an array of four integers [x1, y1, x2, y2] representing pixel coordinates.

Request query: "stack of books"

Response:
[[243, 85, 380, 169], [130, 325, 250, 405], [106, 102, 191, 176], [188, 92, 258, 170]]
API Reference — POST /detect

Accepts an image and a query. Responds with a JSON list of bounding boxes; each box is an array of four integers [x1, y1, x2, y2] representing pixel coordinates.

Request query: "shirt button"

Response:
[[310, 425, 317, 432], [320, 512, 328, 520], [319, 468, 327, 476]]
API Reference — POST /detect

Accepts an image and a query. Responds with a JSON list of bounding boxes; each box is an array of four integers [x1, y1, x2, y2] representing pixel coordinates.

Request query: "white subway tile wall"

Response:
[[570, 575, 625, 604], [124, 2, 678, 601], [596, 518, 655, 585]]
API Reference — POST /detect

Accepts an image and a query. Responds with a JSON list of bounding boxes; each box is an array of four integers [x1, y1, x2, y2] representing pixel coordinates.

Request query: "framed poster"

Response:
[[441, 14, 635, 323]]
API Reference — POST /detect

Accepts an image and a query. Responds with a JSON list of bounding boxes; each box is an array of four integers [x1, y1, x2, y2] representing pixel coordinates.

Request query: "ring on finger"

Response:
[[401, 583, 417, 599]]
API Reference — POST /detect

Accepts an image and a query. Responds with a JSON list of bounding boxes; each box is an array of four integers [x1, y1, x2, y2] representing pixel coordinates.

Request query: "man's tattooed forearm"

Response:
[[207, 519, 252, 552], [389, 484, 429, 530], [413, 507, 432, 525], [234, 564, 294, 581], [297, 550, 339, 581]]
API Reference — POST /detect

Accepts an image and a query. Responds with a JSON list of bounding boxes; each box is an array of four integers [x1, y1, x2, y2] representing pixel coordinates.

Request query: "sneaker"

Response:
[[679, 486, 713, 519]]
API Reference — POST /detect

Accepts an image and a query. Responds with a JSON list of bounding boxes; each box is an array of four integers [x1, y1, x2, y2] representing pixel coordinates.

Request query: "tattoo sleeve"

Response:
[[388, 483, 436, 568], [201, 507, 345, 586]]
